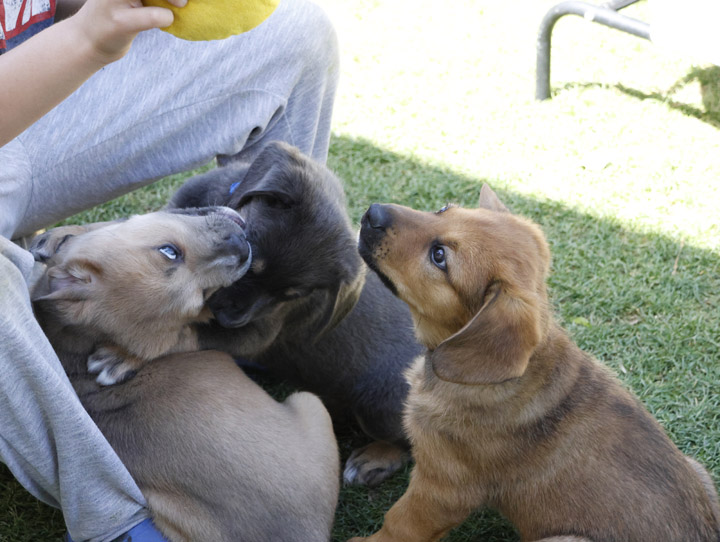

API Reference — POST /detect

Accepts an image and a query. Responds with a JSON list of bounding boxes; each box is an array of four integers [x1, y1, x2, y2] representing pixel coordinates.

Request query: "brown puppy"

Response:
[[31, 207, 340, 542], [350, 186, 720, 542]]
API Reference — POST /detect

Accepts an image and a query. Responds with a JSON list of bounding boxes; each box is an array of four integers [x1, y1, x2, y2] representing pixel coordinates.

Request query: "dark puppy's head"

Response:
[[170, 141, 365, 342], [359, 185, 551, 385], [31, 207, 251, 359]]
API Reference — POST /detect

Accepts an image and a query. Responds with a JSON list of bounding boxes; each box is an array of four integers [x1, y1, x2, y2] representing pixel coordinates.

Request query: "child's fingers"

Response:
[[117, 5, 174, 30], [163, 0, 187, 9]]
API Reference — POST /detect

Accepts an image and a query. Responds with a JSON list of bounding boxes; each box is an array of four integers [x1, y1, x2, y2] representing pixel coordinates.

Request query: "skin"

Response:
[[0, 0, 186, 147]]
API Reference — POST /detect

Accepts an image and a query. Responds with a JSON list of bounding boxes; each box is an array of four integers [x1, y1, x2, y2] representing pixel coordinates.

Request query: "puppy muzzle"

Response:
[[358, 204, 399, 296], [358, 203, 393, 263]]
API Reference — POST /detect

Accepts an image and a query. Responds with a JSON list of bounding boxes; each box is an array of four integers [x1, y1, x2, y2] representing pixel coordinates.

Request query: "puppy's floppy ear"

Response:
[[31, 261, 99, 302], [430, 282, 541, 385], [478, 184, 510, 214], [237, 188, 294, 210], [229, 141, 300, 210], [311, 266, 366, 341]]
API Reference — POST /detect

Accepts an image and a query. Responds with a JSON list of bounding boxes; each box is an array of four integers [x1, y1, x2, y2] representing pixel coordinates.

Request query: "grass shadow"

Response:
[[667, 65, 720, 114], [2, 135, 718, 542], [558, 65, 720, 129]]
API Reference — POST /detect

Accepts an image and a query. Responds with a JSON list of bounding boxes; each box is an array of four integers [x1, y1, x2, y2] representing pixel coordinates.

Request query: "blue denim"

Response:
[[66, 519, 169, 542]]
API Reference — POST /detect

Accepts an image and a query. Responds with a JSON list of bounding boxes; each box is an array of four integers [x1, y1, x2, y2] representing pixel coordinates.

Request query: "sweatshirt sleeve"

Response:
[[0, 0, 56, 53]]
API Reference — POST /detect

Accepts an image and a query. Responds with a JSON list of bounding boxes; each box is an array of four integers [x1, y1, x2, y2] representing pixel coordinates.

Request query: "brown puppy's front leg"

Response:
[[349, 472, 477, 542]]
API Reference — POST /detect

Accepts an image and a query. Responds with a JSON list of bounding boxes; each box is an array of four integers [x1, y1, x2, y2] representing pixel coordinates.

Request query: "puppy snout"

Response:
[[226, 232, 251, 264], [209, 206, 247, 233], [175, 206, 248, 231], [364, 203, 394, 230], [218, 208, 247, 230]]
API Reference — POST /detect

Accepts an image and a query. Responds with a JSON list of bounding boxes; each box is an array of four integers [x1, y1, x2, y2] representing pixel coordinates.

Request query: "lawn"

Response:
[[2, 0, 719, 540]]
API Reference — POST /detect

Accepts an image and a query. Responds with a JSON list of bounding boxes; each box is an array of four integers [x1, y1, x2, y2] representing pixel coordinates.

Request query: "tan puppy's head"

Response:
[[31, 207, 251, 359], [358, 185, 551, 385]]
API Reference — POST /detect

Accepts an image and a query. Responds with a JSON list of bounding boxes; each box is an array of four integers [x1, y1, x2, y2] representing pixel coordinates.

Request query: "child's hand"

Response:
[[69, 0, 187, 63]]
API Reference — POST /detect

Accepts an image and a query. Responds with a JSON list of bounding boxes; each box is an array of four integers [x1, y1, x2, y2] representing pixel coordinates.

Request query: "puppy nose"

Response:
[[365, 203, 393, 230], [227, 232, 251, 264]]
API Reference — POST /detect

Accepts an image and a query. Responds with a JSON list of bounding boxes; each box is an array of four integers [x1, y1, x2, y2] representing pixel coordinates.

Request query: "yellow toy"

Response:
[[143, 0, 280, 41]]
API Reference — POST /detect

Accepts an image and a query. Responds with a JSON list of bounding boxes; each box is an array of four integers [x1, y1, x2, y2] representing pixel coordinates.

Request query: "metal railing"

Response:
[[536, 0, 650, 100]]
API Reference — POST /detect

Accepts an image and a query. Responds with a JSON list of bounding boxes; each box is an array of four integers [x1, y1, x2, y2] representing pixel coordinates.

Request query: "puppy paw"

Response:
[[88, 346, 142, 385], [343, 441, 409, 487], [28, 225, 91, 262]]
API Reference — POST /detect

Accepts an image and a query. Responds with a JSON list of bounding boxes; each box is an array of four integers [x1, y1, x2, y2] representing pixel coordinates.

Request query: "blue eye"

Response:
[[158, 244, 182, 261], [430, 245, 447, 270]]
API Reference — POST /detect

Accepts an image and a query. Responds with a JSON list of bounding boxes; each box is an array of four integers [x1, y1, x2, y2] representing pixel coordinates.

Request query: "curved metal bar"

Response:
[[536, 0, 650, 100]]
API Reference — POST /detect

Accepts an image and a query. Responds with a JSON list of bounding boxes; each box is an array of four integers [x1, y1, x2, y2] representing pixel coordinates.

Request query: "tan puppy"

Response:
[[31, 208, 253, 383], [31, 207, 340, 542], [351, 186, 720, 542]]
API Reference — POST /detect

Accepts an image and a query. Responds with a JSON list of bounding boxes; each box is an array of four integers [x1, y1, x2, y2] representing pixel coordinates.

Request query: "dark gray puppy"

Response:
[[169, 141, 422, 486]]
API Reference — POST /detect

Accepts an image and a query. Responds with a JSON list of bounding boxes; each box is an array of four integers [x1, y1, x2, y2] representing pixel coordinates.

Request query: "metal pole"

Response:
[[535, 0, 650, 100], [602, 0, 643, 10]]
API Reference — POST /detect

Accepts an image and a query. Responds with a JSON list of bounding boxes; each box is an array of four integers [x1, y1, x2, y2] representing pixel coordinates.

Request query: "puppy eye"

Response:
[[430, 245, 447, 270], [158, 244, 182, 261]]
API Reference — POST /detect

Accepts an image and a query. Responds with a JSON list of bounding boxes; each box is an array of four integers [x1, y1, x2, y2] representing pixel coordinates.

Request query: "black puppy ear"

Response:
[[237, 189, 294, 210], [228, 141, 302, 210]]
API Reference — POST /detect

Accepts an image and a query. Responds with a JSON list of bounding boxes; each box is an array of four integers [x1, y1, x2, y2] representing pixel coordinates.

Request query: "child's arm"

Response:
[[0, 0, 185, 147]]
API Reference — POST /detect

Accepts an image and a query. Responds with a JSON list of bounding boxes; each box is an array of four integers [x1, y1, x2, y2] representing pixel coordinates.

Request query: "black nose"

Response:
[[364, 203, 393, 230], [226, 232, 251, 264]]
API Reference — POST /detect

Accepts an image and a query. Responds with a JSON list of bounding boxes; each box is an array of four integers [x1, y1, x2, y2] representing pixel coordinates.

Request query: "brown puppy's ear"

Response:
[[478, 184, 510, 214], [311, 266, 367, 341], [31, 261, 98, 302], [430, 282, 541, 385]]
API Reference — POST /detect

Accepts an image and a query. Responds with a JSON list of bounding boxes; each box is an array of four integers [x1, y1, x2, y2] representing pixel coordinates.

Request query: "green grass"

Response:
[[2, 0, 719, 540]]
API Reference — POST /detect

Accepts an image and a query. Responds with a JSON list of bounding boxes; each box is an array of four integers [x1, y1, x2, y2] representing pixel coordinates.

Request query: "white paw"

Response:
[[87, 347, 137, 386], [343, 442, 409, 487], [342, 462, 360, 485]]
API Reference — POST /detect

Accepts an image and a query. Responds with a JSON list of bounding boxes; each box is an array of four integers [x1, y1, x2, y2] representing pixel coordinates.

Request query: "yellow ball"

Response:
[[144, 0, 280, 41]]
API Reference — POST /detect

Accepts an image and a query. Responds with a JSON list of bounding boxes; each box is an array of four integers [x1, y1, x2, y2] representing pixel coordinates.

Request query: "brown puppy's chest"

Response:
[[404, 341, 716, 541], [404, 356, 566, 491]]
